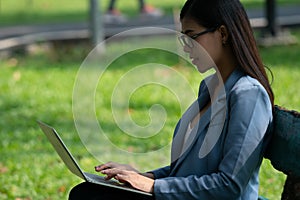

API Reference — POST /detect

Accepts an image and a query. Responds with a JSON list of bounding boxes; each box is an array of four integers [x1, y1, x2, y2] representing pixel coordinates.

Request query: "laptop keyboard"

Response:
[[84, 172, 129, 187], [83, 172, 153, 196]]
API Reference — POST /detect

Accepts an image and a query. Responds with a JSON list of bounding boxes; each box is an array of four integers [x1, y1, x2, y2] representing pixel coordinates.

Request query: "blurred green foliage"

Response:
[[0, 0, 299, 25]]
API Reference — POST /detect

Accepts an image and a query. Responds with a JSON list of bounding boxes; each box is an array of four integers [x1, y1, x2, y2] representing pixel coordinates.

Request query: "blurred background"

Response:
[[1, 0, 300, 199]]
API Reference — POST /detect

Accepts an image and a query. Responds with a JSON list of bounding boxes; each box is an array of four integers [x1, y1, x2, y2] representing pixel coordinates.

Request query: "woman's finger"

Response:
[[95, 161, 117, 171], [101, 168, 121, 176]]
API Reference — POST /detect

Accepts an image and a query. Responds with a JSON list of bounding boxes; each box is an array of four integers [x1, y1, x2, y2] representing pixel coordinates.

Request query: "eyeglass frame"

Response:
[[178, 26, 219, 48]]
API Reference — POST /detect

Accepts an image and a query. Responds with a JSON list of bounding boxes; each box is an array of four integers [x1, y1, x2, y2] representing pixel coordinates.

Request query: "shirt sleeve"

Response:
[[153, 79, 273, 200], [150, 165, 171, 179]]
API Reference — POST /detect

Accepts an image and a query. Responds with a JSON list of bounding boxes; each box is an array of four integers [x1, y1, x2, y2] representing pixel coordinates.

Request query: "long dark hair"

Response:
[[180, 0, 274, 107]]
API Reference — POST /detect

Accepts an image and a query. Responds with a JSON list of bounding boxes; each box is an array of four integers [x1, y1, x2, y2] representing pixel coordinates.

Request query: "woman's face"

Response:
[[180, 17, 224, 73]]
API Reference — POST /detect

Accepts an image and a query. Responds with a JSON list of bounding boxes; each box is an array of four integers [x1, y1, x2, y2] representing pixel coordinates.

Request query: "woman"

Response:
[[69, 0, 274, 199]]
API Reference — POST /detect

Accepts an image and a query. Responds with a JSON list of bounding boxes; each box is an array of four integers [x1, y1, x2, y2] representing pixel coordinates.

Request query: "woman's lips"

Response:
[[191, 57, 199, 65]]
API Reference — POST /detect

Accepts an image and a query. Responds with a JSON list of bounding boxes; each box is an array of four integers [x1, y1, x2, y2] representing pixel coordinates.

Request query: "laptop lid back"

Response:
[[38, 121, 86, 180]]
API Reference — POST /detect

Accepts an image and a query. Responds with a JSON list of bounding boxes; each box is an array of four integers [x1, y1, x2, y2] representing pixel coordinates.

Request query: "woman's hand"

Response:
[[95, 161, 139, 173], [95, 161, 154, 193], [101, 168, 154, 193]]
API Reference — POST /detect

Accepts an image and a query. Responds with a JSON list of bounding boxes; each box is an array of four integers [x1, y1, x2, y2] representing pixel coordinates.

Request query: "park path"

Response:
[[0, 5, 300, 51]]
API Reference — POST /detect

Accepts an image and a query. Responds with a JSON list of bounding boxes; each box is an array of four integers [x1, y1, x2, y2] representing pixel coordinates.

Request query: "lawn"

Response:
[[1, 1, 300, 200]]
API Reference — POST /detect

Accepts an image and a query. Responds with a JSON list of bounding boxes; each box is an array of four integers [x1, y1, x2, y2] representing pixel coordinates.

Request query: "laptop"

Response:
[[37, 121, 152, 196]]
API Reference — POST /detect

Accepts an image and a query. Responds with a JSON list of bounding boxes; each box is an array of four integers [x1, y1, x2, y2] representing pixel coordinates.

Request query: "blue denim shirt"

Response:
[[151, 70, 273, 200]]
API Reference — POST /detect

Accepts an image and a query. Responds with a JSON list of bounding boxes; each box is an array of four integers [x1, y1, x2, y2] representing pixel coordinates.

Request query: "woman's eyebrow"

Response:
[[181, 30, 194, 34]]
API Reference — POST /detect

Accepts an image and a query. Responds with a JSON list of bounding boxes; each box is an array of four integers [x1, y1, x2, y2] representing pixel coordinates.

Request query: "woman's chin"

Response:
[[193, 60, 210, 73], [197, 68, 209, 74]]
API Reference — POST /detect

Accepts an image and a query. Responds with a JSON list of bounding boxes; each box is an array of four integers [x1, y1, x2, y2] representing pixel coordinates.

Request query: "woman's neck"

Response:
[[216, 48, 238, 83]]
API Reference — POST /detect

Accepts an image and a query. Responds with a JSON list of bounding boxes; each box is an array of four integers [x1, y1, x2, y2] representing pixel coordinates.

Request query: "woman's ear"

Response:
[[219, 25, 229, 45]]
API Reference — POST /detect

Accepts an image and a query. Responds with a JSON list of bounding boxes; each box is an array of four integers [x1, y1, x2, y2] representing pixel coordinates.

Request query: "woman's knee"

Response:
[[68, 182, 94, 200]]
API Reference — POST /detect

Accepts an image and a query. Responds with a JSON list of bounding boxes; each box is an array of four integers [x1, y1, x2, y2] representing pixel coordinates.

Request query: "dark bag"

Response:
[[264, 106, 300, 200], [264, 105, 300, 177]]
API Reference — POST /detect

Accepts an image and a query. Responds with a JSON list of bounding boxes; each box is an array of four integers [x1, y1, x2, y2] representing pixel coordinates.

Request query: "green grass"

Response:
[[0, 0, 300, 25]]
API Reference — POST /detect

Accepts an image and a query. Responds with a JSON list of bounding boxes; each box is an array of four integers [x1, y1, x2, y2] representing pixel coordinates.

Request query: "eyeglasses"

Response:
[[178, 26, 218, 48]]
